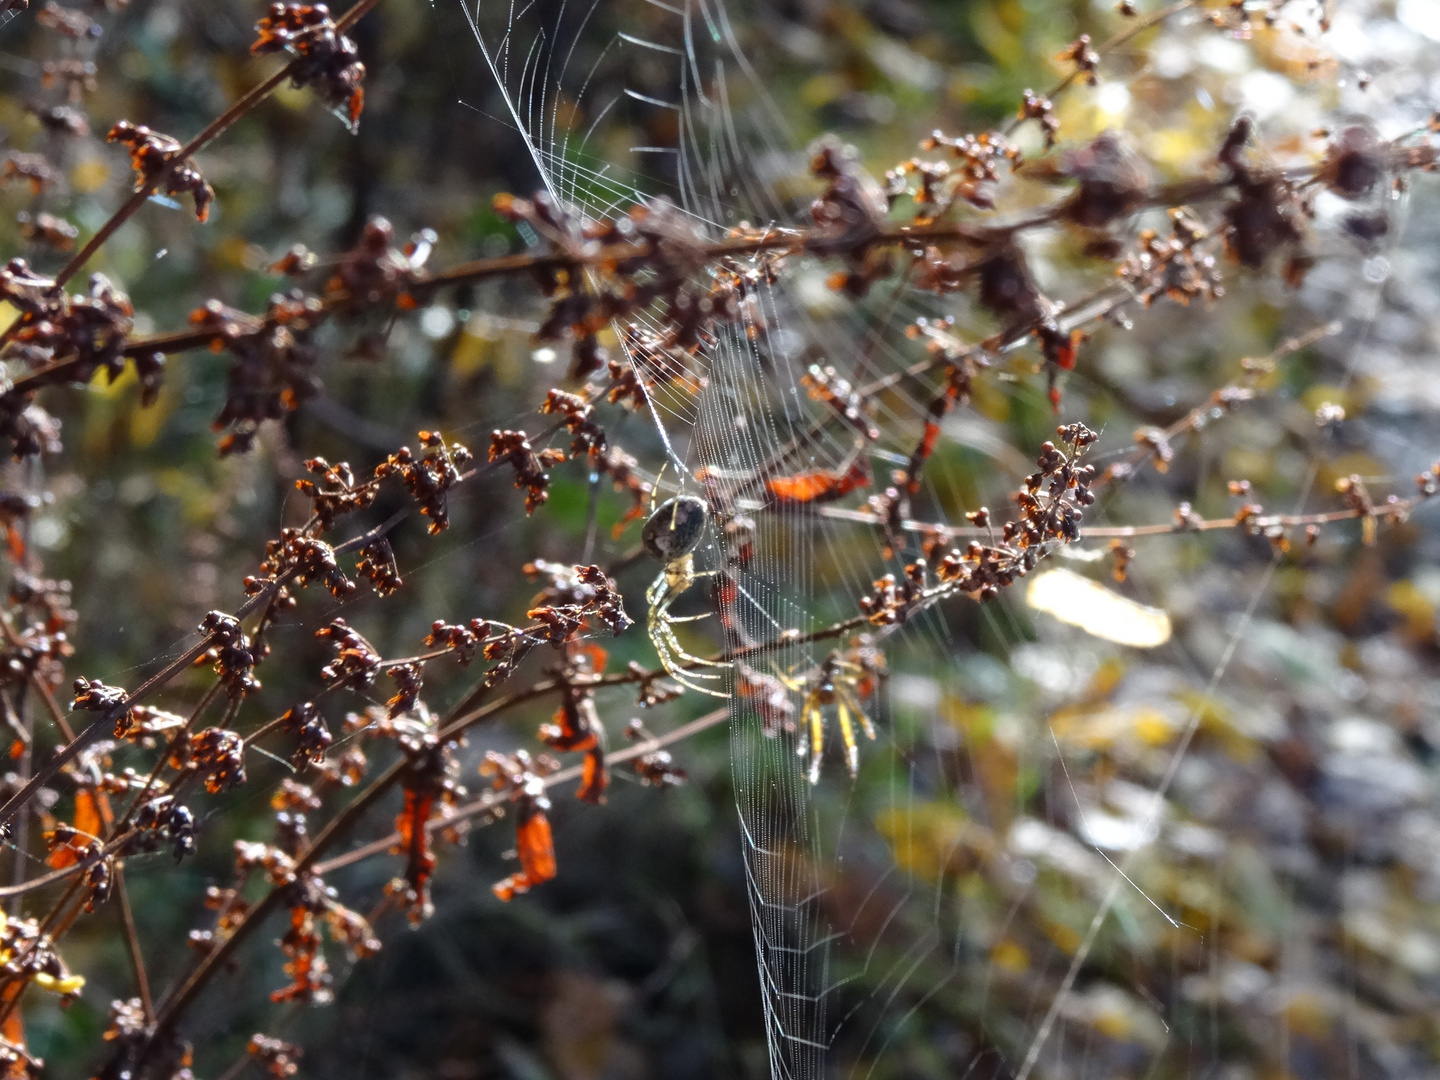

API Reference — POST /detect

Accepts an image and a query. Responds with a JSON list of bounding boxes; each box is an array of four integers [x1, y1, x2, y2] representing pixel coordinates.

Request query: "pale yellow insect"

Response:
[[785, 649, 882, 784]]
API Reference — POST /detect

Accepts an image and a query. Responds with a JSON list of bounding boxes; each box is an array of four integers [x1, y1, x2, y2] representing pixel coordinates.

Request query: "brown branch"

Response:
[[114, 870, 154, 1022], [807, 492, 1432, 543], [1004, 0, 1204, 138], [315, 704, 731, 876], [0, 0, 380, 354], [1090, 320, 1343, 492], [8, 173, 1242, 397]]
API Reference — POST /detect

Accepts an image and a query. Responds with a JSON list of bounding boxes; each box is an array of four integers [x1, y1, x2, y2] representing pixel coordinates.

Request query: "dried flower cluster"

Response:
[[0, 0, 1434, 1076]]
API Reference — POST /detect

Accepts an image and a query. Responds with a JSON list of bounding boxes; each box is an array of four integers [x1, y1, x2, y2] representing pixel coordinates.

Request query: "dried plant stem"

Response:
[[315, 704, 731, 875], [114, 870, 155, 1022], [1004, 0, 1204, 138], [9, 172, 1250, 396], [0, 0, 380, 353], [815, 497, 1432, 542], [0, 563, 303, 830], [138, 606, 858, 1064], [141, 676, 544, 1056]]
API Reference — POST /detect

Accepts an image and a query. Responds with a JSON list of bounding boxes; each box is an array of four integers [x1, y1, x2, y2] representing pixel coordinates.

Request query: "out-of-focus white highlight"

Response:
[[1095, 81, 1131, 117], [1026, 568, 1172, 648]]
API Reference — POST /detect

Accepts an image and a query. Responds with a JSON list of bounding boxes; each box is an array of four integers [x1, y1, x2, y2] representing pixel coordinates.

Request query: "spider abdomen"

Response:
[[642, 495, 708, 562]]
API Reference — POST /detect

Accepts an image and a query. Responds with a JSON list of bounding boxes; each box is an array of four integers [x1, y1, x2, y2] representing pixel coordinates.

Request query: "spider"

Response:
[[641, 484, 730, 698], [786, 648, 881, 784]]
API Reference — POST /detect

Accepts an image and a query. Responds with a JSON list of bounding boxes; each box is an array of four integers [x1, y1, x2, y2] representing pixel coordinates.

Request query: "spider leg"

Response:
[[649, 462, 667, 518], [652, 604, 730, 669], [649, 603, 729, 696], [801, 697, 824, 786], [837, 699, 859, 778], [655, 621, 727, 676], [655, 633, 730, 698], [837, 683, 877, 741], [672, 671, 730, 698], [659, 569, 719, 623]]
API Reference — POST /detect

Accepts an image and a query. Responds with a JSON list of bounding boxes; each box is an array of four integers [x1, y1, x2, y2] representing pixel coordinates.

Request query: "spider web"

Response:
[[456, 1, 1439, 1077]]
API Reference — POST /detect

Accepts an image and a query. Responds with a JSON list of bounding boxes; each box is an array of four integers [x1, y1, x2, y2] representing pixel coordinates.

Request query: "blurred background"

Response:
[[5, 0, 1440, 1077]]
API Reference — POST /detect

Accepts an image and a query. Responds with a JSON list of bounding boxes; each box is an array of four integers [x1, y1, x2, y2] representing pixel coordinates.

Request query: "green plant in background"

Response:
[[0, 0, 1435, 1078]]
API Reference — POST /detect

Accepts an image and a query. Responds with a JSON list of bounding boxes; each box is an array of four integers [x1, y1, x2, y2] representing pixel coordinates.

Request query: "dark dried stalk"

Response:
[[6, 173, 1245, 396], [0, 0, 379, 354]]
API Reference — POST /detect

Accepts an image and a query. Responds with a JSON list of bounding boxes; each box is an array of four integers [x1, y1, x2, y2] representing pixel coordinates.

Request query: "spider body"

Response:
[[642, 491, 729, 697], [792, 650, 879, 784], [641, 496, 708, 562]]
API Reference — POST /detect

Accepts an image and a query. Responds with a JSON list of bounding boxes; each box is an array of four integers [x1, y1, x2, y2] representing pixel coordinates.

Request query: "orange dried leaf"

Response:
[[74, 790, 101, 838], [765, 457, 871, 505], [577, 747, 608, 805], [492, 808, 557, 902], [516, 808, 557, 882]]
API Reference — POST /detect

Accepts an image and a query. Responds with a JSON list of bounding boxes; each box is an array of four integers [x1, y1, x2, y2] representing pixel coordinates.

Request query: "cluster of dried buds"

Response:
[[295, 457, 378, 531], [36, 2, 99, 39], [624, 719, 687, 787], [172, 727, 247, 794], [805, 136, 894, 295], [494, 191, 755, 380], [1217, 117, 1312, 276], [1018, 88, 1059, 149], [106, 121, 213, 222], [247, 1034, 302, 1079], [10, 270, 133, 383], [375, 431, 472, 533], [889, 129, 1021, 215], [191, 292, 324, 455], [197, 610, 261, 700], [250, 529, 354, 600], [323, 217, 434, 310], [0, 571, 75, 696], [1, 152, 59, 194], [314, 618, 380, 691], [17, 210, 78, 252], [277, 702, 332, 766], [423, 617, 492, 665], [489, 429, 564, 514], [801, 364, 879, 442], [1118, 207, 1223, 307], [540, 389, 606, 456], [524, 561, 631, 641], [861, 424, 1099, 624], [625, 659, 684, 710], [213, 826, 375, 1005], [355, 537, 401, 596], [130, 794, 197, 863], [253, 3, 367, 130], [1059, 130, 1151, 229], [1059, 35, 1100, 84]]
